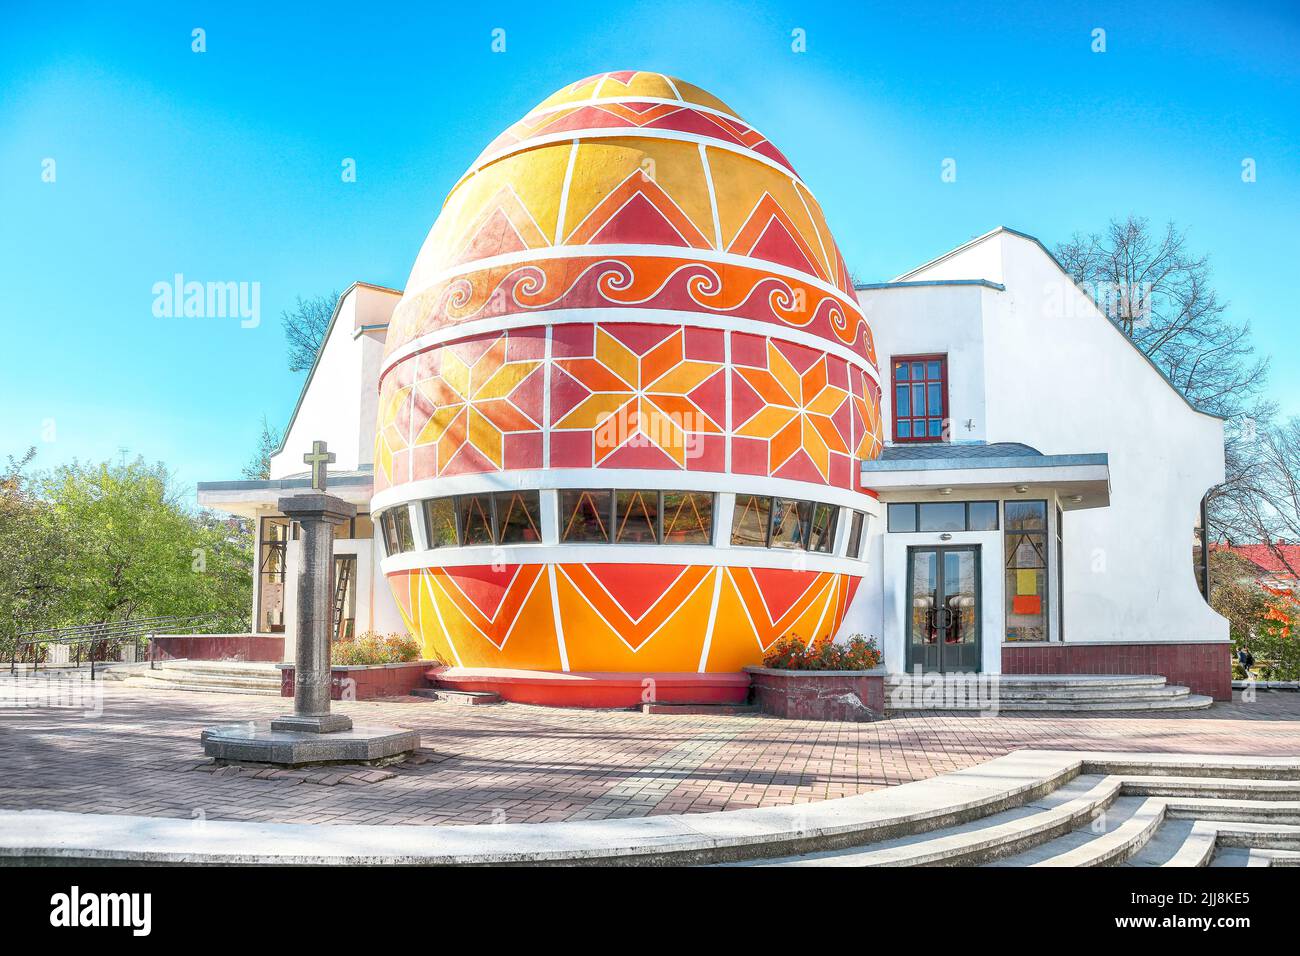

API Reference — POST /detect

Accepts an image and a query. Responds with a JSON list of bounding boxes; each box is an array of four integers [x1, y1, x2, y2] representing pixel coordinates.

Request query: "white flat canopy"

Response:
[[197, 472, 374, 518], [860, 443, 1111, 510]]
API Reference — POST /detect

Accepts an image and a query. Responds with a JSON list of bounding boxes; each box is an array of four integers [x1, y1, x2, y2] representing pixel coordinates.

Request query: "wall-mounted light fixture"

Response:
[[1014, 485, 1029, 494], [938, 487, 953, 496]]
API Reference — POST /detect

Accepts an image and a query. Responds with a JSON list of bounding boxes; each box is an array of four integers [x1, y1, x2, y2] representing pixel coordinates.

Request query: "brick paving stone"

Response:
[[1, 679, 1298, 826]]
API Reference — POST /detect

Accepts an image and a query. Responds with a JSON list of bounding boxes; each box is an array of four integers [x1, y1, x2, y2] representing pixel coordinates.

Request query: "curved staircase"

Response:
[[885, 673, 1214, 713], [730, 752, 1300, 867], [102, 660, 282, 696]]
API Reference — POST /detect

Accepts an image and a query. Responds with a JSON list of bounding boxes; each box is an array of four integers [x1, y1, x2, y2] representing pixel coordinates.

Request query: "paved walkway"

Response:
[[1, 678, 1298, 827]]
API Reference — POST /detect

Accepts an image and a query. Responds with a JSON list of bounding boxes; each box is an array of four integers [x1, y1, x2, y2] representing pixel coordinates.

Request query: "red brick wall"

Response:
[[149, 634, 284, 663], [1001, 642, 1232, 701], [746, 668, 885, 721]]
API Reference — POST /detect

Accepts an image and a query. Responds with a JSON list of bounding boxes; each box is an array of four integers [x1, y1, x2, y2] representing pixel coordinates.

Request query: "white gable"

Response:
[[269, 283, 400, 479]]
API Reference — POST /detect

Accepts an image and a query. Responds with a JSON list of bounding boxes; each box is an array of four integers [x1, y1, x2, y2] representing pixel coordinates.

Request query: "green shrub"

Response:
[[1233, 590, 1300, 682]]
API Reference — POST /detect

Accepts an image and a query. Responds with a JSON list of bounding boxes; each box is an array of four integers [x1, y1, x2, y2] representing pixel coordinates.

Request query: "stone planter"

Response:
[[744, 666, 886, 721], [278, 660, 437, 701]]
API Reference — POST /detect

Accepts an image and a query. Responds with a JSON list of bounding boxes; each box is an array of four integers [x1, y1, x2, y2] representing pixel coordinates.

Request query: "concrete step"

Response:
[[1246, 848, 1300, 866], [1175, 820, 1300, 865], [888, 694, 1213, 713], [991, 798, 1300, 868], [886, 674, 1169, 691], [731, 761, 1300, 868], [102, 660, 283, 695], [115, 677, 281, 697], [728, 773, 1123, 867], [1080, 754, 1300, 781], [133, 671, 281, 691], [639, 702, 760, 716], [988, 795, 1161, 867], [1123, 817, 1200, 866], [1197, 819, 1300, 847], [1115, 775, 1300, 800], [975, 685, 1193, 701], [156, 660, 281, 678], [1208, 846, 1254, 867], [882, 673, 1213, 712], [410, 687, 502, 705], [1162, 799, 1300, 826]]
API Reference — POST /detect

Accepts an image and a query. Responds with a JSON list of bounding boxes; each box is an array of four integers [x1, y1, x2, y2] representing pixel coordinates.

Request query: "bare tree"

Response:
[[1056, 217, 1269, 419], [1228, 418, 1300, 581], [281, 291, 340, 373], [1056, 216, 1273, 537]]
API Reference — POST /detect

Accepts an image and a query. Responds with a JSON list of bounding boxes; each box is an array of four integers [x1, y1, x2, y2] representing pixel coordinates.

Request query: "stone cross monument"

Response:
[[201, 440, 420, 765], [272, 440, 355, 733]]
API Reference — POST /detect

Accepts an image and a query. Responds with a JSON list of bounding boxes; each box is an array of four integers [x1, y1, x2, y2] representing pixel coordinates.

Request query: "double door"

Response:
[[906, 546, 981, 672]]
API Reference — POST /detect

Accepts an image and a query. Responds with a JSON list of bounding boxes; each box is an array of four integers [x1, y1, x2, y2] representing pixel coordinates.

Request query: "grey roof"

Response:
[[861, 441, 1107, 473], [197, 467, 373, 493], [853, 278, 1005, 292], [878, 441, 1043, 462], [274, 466, 373, 480]]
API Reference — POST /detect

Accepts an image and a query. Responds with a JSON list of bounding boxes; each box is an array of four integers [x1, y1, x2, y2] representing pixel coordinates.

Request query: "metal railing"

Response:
[[11, 614, 221, 679]]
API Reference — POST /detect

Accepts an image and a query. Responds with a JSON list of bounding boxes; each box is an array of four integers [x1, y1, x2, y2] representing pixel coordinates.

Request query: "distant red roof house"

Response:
[[1215, 543, 1300, 586]]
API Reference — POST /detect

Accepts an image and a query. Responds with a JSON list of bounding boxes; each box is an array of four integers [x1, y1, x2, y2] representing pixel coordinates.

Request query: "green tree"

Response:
[[1208, 549, 1267, 643], [39, 456, 251, 632], [0, 448, 74, 656]]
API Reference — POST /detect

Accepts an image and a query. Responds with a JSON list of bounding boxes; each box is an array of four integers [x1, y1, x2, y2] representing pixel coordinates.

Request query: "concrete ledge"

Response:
[[5, 749, 1294, 866], [1234, 680, 1300, 691], [428, 667, 751, 708]]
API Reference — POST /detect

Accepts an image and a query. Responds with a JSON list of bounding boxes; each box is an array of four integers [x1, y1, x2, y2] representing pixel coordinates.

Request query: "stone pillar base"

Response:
[[270, 713, 354, 734], [201, 722, 421, 767]]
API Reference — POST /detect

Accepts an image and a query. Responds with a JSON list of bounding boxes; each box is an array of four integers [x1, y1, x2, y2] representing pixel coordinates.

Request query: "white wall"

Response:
[[270, 284, 399, 479], [860, 283, 992, 443], [262, 282, 407, 652], [870, 229, 1227, 649]]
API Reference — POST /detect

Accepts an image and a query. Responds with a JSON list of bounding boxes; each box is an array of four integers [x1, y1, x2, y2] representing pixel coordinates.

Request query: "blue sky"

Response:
[[2, 0, 1297, 497]]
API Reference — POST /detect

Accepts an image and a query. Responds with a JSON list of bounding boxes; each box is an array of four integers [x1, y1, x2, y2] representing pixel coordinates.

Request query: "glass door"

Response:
[[907, 546, 981, 672]]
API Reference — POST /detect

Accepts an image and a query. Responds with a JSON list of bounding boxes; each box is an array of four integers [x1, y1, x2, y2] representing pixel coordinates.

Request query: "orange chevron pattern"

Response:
[[565, 169, 713, 249], [388, 564, 861, 673]]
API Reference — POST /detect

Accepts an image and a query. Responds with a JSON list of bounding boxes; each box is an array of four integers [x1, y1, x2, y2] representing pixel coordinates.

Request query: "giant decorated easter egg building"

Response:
[[371, 71, 884, 704]]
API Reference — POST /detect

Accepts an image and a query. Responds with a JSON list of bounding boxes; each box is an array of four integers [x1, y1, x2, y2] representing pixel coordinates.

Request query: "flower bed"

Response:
[[746, 634, 885, 721], [762, 634, 881, 671], [330, 632, 422, 666]]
